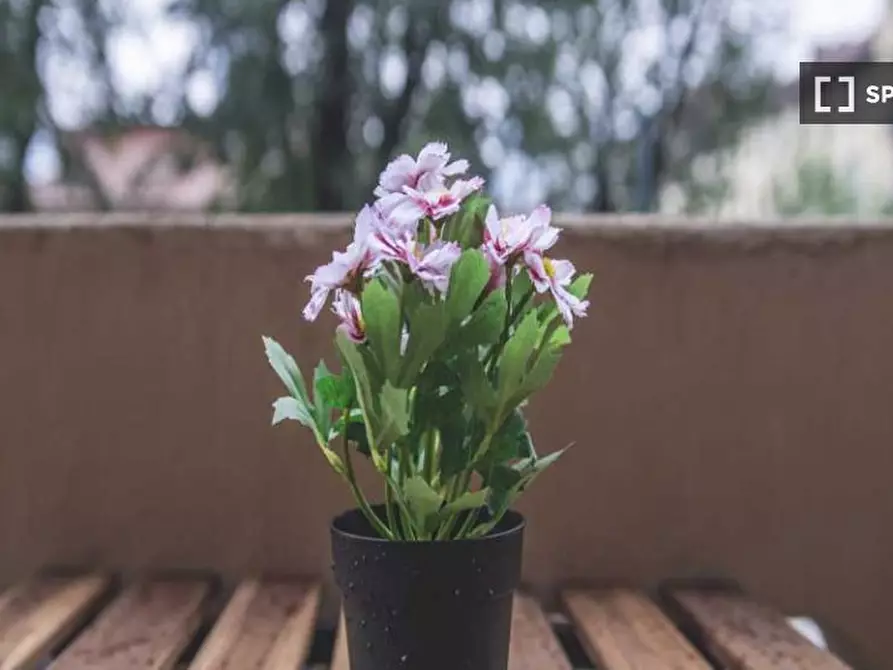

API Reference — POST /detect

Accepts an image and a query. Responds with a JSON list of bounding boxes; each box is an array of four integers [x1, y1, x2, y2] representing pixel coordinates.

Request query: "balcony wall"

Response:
[[1, 214, 892, 665]]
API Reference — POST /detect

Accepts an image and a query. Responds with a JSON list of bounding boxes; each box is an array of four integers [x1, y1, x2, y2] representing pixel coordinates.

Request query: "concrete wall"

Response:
[[1, 214, 892, 665]]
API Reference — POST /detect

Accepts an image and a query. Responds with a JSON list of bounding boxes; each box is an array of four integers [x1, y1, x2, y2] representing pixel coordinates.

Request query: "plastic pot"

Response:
[[331, 505, 525, 670]]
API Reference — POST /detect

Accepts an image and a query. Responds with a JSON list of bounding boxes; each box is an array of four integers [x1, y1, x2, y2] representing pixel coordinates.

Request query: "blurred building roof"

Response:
[[30, 126, 235, 212]]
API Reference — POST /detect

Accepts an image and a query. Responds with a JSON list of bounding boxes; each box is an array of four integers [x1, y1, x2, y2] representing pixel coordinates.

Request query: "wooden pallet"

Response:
[[0, 573, 853, 669]]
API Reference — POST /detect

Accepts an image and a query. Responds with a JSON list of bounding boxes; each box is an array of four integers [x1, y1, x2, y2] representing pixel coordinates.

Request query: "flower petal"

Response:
[[484, 204, 501, 242], [389, 198, 426, 230], [378, 154, 417, 192], [356, 204, 389, 246], [416, 142, 449, 172], [523, 251, 551, 292], [441, 158, 469, 176], [552, 286, 589, 329], [332, 290, 366, 342], [303, 286, 329, 321], [450, 175, 485, 200], [549, 258, 576, 284]]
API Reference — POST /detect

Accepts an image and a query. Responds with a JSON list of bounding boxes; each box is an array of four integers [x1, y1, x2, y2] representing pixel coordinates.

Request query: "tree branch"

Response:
[[311, 0, 356, 211]]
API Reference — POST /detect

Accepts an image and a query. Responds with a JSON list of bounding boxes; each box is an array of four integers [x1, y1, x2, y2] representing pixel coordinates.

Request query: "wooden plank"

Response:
[[332, 592, 570, 670], [562, 589, 711, 670], [188, 579, 320, 670], [669, 590, 852, 670], [0, 575, 110, 670], [330, 612, 349, 670], [509, 593, 572, 670], [51, 579, 210, 670]]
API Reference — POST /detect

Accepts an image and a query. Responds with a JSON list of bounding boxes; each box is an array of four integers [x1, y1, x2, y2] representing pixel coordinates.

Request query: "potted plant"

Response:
[[263, 142, 591, 670]]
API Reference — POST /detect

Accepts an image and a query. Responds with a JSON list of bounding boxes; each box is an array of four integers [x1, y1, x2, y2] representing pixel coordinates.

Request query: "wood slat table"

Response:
[[667, 589, 853, 670], [0, 573, 854, 669]]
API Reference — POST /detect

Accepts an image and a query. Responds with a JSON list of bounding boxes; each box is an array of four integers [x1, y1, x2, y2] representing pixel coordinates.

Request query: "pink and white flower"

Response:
[[372, 228, 462, 294], [332, 290, 366, 343], [526, 256, 589, 329], [376, 174, 485, 230], [302, 205, 381, 321], [482, 204, 532, 264], [374, 142, 470, 198], [482, 204, 561, 290]]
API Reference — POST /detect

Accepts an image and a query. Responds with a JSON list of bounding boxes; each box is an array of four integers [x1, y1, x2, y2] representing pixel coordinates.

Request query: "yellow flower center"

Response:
[[543, 257, 556, 279]]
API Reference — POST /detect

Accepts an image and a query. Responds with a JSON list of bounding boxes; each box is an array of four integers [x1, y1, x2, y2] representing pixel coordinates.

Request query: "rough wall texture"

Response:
[[1, 214, 892, 665]]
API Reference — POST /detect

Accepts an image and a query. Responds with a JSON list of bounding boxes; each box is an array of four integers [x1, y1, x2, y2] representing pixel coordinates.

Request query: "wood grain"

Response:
[[329, 612, 349, 670], [508, 592, 572, 670], [51, 579, 209, 670], [670, 590, 852, 670], [0, 575, 110, 670], [188, 579, 320, 670], [563, 589, 710, 670]]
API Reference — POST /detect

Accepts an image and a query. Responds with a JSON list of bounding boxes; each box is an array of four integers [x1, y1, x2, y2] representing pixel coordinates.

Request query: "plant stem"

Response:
[[341, 411, 394, 540], [384, 476, 399, 539], [453, 506, 481, 539], [484, 286, 535, 374], [423, 428, 439, 483]]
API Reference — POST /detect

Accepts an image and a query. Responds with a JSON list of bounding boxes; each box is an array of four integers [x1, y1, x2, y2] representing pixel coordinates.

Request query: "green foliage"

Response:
[[264, 253, 590, 540], [446, 249, 490, 326], [1, 0, 778, 214], [362, 278, 403, 384], [443, 195, 490, 248], [774, 159, 868, 217]]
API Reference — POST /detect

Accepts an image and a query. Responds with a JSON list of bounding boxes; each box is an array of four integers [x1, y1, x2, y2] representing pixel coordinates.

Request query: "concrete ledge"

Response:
[[2, 213, 893, 243]]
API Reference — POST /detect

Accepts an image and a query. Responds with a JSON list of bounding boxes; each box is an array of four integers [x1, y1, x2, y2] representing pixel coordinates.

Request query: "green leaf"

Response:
[[446, 249, 490, 326], [482, 464, 524, 514], [361, 278, 403, 384], [460, 288, 507, 347], [313, 361, 332, 438], [439, 489, 489, 518], [442, 194, 489, 248], [344, 418, 371, 457], [569, 273, 593, 300], [434, 389, 474, 477], [498, 310, 540, 400], [510, 270, 534, 309], [482, 409, 534, 465], [315, 371, 353, 410], [399, 302, 448, 386], [510, 347, 563, 407], [271, 396, 314, 428], [263, 336, 309, 402], [330, 408, 371, 457], [404, 476, 444, 535], [335, 332, 376, 417], [376, 382, 411, 447], [529, 446, 569, 473], [458, 355, 498, 421], [549, 324, 571, 349]]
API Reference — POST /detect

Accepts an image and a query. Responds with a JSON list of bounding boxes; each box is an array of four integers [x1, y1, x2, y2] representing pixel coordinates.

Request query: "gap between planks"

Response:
[[50, 579, 210, 670], [0, 575, 110, 670], [188, 579, 320, 670], [562, 588, 712, 670]]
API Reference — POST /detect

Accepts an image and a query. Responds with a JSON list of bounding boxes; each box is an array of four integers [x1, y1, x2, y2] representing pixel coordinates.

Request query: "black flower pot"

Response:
[[331, 505, 525, 670]]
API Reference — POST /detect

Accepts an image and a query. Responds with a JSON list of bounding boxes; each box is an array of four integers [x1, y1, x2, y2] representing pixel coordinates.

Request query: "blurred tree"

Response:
[[1, 0, 782, 214], [774, 158, 893, 217], [0, 0, 46, 211]]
